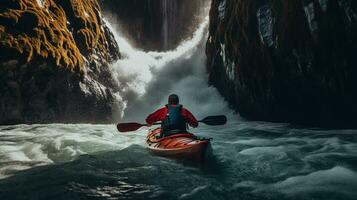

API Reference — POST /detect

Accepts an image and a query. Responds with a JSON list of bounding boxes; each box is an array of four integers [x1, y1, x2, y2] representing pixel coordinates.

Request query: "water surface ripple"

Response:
[[0, 121, 356, 200]]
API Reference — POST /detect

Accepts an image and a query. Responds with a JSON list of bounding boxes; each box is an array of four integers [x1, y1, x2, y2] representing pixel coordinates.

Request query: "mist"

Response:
[[105, 18, 233, 123]]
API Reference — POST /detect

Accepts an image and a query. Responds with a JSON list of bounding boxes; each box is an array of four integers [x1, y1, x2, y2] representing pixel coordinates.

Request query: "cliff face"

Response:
[[206, 0, 357, 127], [0, 0, 120, 124], [101, 0, 209, 51]]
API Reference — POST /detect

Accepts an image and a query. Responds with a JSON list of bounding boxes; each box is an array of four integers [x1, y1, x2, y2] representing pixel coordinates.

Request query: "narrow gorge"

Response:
[[1, 1, 357, 200], [0, 0, 209, 124], [101, 0, 209, 50], [206, 0, 357, 127], [1, 0, 357, 128]]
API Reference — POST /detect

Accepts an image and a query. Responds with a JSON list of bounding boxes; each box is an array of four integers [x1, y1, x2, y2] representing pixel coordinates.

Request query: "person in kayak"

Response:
[[146, 94, 198, 137]]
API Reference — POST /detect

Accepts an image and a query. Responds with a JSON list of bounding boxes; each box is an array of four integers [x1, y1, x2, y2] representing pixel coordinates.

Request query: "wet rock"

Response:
[[16, 11, 39, 35], [303, 1, 319, 39], [0, 0, 121, 125], [218, 0, 226, 20], [206, 0, 357, 128], [100, 0, 209, 51], [257, 5, 274, 47], [319, 0, 329, 12], [338, 0, 357, 24]]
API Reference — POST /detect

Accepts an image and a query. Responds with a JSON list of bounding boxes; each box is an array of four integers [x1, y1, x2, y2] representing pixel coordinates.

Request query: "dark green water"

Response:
[[1, 15, 356, 200], [0, 120, 356, 200]]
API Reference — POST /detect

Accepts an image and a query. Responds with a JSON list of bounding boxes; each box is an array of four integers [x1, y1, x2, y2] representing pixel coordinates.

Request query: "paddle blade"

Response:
[[200, 115, 227, 126], [117, 123, 143, 132]]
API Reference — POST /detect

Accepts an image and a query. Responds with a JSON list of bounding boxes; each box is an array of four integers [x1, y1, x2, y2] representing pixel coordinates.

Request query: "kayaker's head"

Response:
[[168, 94, 179, 105]]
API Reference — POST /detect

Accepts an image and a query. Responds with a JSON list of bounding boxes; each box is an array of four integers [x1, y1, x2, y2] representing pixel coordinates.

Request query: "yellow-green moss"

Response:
[[0, 0, 112, 71]]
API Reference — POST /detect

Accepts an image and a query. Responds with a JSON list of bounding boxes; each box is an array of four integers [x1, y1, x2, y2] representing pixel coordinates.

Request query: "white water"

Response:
[[0, 124, 147, 179], [1, 12, 357, 200], [0, 17, 234, 179], [1, 121, 357, 200], [106, 16, 233, 122]]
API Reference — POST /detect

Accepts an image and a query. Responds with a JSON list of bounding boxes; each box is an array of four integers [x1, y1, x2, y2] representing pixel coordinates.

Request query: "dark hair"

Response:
[[168, 94, 179, 104]]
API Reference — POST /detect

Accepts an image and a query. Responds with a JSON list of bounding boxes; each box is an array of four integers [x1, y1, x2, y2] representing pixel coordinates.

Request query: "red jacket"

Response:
[[146, 105, 198, 127]]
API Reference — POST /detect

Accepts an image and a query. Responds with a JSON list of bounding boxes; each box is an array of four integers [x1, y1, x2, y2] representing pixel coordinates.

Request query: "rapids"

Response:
[[1, 122, 357, 200], [0, 15, 357, 200]]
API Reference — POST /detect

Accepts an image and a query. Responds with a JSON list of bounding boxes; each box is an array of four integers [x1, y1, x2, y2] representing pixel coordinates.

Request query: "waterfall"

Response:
[[161, 0, 168, 49], [104, 16, 232, 122], [161, 0, 175, 50]]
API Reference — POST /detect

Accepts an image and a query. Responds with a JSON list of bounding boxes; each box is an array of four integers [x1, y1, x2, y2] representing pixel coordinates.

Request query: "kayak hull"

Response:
[[146, 128, 210, 161]]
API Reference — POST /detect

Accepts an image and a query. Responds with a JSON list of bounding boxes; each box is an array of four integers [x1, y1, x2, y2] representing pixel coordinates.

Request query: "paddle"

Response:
[[198, 115, 227, 126], [116, 115, 227, 132], [116, 122, 160, 132]]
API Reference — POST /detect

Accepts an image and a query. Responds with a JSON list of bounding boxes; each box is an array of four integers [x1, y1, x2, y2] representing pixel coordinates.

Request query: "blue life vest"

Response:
[[161, 104, 187, 133]]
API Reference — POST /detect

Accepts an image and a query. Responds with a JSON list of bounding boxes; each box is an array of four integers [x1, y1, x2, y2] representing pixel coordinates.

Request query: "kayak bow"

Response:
[[146, 128, 210, 161]]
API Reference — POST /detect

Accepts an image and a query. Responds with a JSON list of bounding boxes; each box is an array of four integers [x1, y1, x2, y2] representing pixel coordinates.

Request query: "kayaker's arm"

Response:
[[116, 115, 227, 133], [146, 107, 167, 126], [182, 108, 198, 128]]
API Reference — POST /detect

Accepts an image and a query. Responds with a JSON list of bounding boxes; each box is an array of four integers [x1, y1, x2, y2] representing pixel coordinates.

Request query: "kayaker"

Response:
[[146, 94, 198, 137]]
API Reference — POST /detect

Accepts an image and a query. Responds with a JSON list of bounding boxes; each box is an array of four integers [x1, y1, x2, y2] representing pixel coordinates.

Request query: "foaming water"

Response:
[[0, 124, 147, 179], [1, 122, 357, 200], [1, 15, 357, 200], [273, 166, 357, 195], [105, 17, 232, 122]]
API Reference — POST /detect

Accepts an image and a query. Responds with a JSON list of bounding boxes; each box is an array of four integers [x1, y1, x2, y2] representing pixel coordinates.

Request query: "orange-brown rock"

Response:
[[0, 0, 120, 124], [0, 0, 118, 71]]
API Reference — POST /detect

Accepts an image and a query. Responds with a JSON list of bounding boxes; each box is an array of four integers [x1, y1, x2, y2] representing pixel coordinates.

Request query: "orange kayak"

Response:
[[146, 128, 210, 161]]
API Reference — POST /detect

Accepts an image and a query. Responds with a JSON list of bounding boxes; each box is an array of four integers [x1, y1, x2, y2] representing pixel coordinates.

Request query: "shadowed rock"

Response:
[[100, 0, 209, 51], [0, 0, 121, 124], [206, 0, 357, 128]]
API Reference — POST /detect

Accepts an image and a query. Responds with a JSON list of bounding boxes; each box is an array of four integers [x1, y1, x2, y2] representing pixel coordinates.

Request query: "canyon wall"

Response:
[[101, 0, 209, 51], [206, 0, 357, 127], [0, 0, 120, 124]]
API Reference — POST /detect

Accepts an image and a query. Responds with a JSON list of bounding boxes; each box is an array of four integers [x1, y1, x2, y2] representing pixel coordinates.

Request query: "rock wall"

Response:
[[101, 0, 209, 51], [206, 0, 357, 127], [0, 0, 120, 124]]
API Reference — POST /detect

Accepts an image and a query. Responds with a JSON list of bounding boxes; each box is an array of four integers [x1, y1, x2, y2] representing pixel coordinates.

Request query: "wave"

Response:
[[105, 17, 233, 122]]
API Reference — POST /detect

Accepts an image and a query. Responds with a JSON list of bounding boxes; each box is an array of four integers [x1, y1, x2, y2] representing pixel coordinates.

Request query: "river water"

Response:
[[1, 121, 357, 200], [1, 17, 357, 200]]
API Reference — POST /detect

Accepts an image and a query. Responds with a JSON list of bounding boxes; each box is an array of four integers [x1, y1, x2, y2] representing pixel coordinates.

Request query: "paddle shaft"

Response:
[[143, 115, 226, 127], [142, 122, 161, 127], [117, 115, 226, 132]]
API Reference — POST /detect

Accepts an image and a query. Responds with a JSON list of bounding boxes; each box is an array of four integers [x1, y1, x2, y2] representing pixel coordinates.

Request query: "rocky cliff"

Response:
[[101, 0, 209, 51], [0, 0, 120, 124], [206, 0, 357, 127]]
